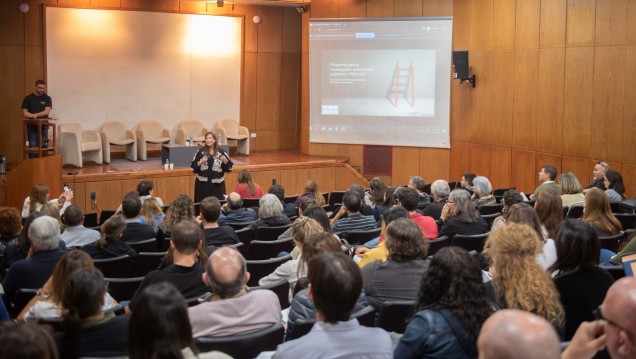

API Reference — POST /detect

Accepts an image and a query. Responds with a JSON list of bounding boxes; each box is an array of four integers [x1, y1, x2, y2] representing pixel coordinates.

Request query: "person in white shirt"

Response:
[[22, 183, 72, 218]]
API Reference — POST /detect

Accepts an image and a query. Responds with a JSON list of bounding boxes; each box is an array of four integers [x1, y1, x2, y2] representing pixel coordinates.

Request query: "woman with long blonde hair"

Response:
[[294, 179, 325, 207], [582, 188, 622, 236], [485, 223, 564, 328]]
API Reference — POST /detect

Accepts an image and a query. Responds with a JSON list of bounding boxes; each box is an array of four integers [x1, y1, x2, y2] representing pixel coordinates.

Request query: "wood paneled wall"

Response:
[[302, 0, 636, 197], [0, 0, 301, 164]]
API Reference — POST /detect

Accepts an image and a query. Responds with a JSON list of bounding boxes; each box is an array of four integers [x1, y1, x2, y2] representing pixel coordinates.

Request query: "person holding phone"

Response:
[[191, 132, 233, 202]]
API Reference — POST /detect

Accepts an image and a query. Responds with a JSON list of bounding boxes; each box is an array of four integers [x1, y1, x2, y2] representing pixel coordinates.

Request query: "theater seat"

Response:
[[59, 123, 103, 168], [214, 119, 250, 155], [136, 120, 170, 160]]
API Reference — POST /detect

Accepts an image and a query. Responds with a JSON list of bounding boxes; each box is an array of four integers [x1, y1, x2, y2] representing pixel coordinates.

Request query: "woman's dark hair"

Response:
[[505, 203, 545, 242], [369, 177, 387, 205], [202, 131, 219, 155], [535, 189, 563, 239], [0, 322, 58, 359], [128, 282, 196, 359], [62, 268, 106, 336], [96, 215, 126, 251], [416, 247, 492, 356], [383, 186, 397, 207], [549, 219, 600, 277], [0, 207, 21, 239], [18, 212, 45, 256], [303, 205, 332, 233], [605, 170, 625, 196], [501, 190, 524, 219], [385, 218, 429, 262]]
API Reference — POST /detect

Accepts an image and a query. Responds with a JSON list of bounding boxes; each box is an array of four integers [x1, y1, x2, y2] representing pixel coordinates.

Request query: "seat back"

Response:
[[216, 119, 240, 136], [83, 212, 99, 227], [195, 323, 285, 358], [235, 226, 255, 249], [493, 187, 516, 196], [12, 288, 37, 315], [599, 232, 624, 253], [242, 198, 260, 208], [133, 252, 165, 277], [246, 238, 295, 260], [428, 236, 450, 256], [450, 232, 490, 253], [342, 228, 382, 245], [179, 119, 206, 136], [128, 238, 159, 252], [99, 210, 117, 225], [599, 264, 625, 281], [100, 121, 129, 141], [138, 120, 166, 138], [227, 222, 254, 230], [351, 305, 376, 327], [566, 205, 585, 219], [93, 255, 134, 278], [329, 191, 346, 207], [106, 276, 144, 302], [480, 213, 501, 231], [478, 203, 503, 215], [375, 300, 416, 334], [253, 225, 292, 242], [615, 213, 636, 231], [246, 255, 292, 287], [250, 279, 291, 309], [59, 123, 83, 140]]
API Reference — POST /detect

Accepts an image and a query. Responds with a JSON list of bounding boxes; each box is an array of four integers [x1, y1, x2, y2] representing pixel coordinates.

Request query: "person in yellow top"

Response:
[[355, 207, 409, 268]]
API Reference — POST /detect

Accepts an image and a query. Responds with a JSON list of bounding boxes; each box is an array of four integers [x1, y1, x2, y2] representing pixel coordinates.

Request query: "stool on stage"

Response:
[[23, 118, 57, 159]]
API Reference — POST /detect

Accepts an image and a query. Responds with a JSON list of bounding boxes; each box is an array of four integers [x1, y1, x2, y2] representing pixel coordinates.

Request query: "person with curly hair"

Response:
[[0, 207, 22, 257], [0, 212, 45, 276], [361, 218, 430, 311], [157, 194, 196, 242], [582, 188, 622, 237], [395, 247, 493, 359], [484, 223, 564, 329], [294, 179, 325, 207]]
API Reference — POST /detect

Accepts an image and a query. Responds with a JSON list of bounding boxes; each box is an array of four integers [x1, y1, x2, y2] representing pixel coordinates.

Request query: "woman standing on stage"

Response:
[[191, 132, 233, 202]]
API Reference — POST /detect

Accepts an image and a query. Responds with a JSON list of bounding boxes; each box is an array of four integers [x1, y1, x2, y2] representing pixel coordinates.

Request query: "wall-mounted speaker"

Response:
[[452, 50, 470, 80]]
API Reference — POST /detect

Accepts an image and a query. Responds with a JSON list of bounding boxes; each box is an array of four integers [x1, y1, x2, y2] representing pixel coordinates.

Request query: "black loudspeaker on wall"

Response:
[[452, 50, 476, 87]]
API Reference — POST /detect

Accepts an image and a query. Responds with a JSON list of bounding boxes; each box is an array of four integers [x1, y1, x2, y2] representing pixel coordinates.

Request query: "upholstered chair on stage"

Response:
[[100, 121, 137, 163], [214, 119, 250, 155], [136, 120, 171, 161], [175, 119, 209, 145], [58, 123, 103, 168]]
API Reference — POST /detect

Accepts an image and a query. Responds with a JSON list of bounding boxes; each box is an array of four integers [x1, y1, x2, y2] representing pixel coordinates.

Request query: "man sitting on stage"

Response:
[[21, 80, 52, 158]]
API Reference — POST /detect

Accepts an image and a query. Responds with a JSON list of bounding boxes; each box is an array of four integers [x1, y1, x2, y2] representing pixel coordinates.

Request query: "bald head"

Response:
[[204, 247, 248, 299], [602, 277, 636, 359], [227, 192, 243, 210], [478, 309, 560, 359]]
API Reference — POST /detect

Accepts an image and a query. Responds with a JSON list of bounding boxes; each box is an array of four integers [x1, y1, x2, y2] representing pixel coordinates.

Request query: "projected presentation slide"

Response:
[[309, 18, 452, 148]]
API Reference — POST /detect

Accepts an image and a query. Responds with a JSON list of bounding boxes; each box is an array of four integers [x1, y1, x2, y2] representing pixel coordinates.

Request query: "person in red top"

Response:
[[234, 170, 264, 199], [394, 187, 438, 239]]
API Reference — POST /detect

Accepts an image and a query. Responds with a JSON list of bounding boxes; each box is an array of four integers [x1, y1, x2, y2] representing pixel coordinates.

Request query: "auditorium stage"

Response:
[[59, 150, 368, 213]]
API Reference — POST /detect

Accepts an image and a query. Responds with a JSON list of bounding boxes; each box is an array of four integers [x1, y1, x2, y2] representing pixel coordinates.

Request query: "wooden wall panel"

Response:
[[563, 47, 593, 157], [468, 51, 491, 143], [590, 46, 625, 163], [492, 0, 515, 49], [70, 182, 87, 213], [395, 0, 422, 17], [239, 6, 259, 52], [540, 0, 566, 48], [419, 148, 450, 183], [562, 156, 592, 186], [515, 0, 540, 49], [279, 168, 306, 196], [511, 49, 538, 150], [449, 140, 470, 182], [450, 82, 472, 142], [422, 0, 453, 17], [25, 2, 44, 47], [257, 7, 282, 53], [308, 167, 335, 193], [566, 0, 596, 47], [280, 53, 300, 131], [179, 0, 205, 13], [595, 0, 627, 46], [309, 0, 338, 19], [621, 163, 636, 198], [366, 0, 394, 18], [392, 147, 420, 187], [623, 46, 636, 164], [337, 0, 366, 18], [0, 46, 26, 163], [537, 48, 564, 155], [488, 146, 512, 189], [470, 0, 492, 50], [335, 167, 366, 191], [629, 1, 636, 45], [241, 52, 257, 132], [452, 0, 471, 51], [486, 50, 514, 147], [0, 1, 23, 46], [468, 143, 489, 177], [511, 149, 536, 194], [281, 8, 301, 54], [338, 145, 363, 169], [249, 169, 278, 192], [121, 0, 149, 9], [85, 181, 123, 211], [156, 176, 192, 205], [255, 52, 281, 131]]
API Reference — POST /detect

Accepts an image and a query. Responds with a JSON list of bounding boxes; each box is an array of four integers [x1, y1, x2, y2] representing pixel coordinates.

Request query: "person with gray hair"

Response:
[[2, 216, 66, 304], [422, 180, 450, 220], [408, 176, 431, 208], [249, 194, 291, 232], [472, 176, 496, 207], [439, 189, 488, 241]]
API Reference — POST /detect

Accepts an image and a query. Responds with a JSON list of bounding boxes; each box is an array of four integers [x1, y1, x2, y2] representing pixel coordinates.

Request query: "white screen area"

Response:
[[309, 18, 453, 148], [46, 8, 242, 132]]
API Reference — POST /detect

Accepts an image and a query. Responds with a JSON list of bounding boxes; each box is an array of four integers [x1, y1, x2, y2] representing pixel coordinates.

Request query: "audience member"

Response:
[[472, 176, 496, 207], [490, 189, 523, 232], [460, 172, 476, 196], [484, 223, 564, 328], [128, 282, 231, 359], [199, 196, 239, 248], [120, 195, 155, 242], [294, 179, 325, 207], [529, 164, 559, 200], [130, 220, 209, 310], [0, 322, 59, 359], [535, 189, 564, 239], [139, 197, 165, 232], [2, 216, 65, 303], [273, 252, 392, 358], [81, 215, 137, 259], [408, 175, 431, 208], [367, 177, 387, 210], [582, 188, 622, 237], [350, 184, 374, 216], [137, 180, 164, 207], [19, 250, 117, 322], [604, 170, 625, 203], [394, 187, 438, 239], [330, 191, 377, 234], [158, 194, 196, 241], [421, 179, 450, 220], [56, 268, 129, 358], [41, 202, 65, 231], [355, 207, 410, 268], [560, 172, 585, 207], [439, 189, 488, 240], [550, 220, 614, 340], [583, 161, 609, 194], [362, 218, 429, 311], [372, 183, 394, 222], [59, 205, 100, 247], [22, 183, 72, 218], [478, 309, 561, 359], [395, 247, 493, 359], [188, 247, 281, 337], [269, 184, 297, 218], [0, 207, 22, 257], [0, 211, 45, 275], [235, 169, 264, 199], [249, 194, 292, 232], [505, 203, 556, 270], [218, 192, 257, 226]]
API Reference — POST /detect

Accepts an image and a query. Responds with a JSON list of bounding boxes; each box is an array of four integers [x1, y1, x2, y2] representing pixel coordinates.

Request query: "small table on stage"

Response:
[[162, 144, 201, 168], [23, 118, 57, 159]]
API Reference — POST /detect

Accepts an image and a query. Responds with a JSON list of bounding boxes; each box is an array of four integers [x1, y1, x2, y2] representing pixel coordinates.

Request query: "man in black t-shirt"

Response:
[[21, 79, 53, 157]]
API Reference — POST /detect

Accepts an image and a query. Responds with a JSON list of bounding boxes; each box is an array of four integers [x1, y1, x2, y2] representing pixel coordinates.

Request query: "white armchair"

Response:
[[136, 120, 170, 161], [175, 119, 209, 145], [214, 119, 250, 155], [58, 123, 103, 168], [100, 121, 137, 163]]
